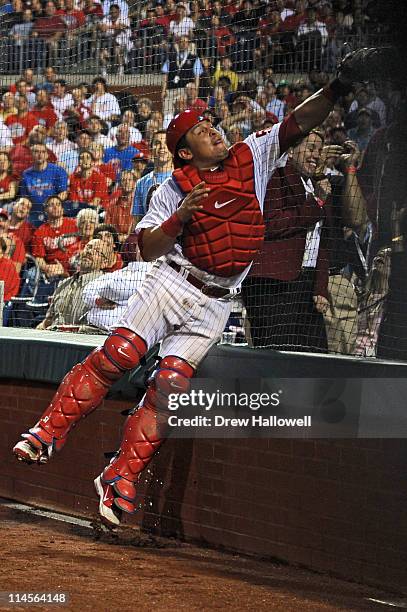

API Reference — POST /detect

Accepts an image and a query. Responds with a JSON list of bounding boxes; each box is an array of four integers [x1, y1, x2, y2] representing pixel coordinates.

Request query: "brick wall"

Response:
[[1, 379, 407, 593]]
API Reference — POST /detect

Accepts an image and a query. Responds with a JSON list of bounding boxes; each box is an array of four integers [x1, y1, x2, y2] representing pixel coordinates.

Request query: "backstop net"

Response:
[[0, 0, 404, 362]]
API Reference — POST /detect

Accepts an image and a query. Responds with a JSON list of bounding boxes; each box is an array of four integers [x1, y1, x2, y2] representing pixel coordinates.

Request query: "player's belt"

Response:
[[167, 261, 231, 299]]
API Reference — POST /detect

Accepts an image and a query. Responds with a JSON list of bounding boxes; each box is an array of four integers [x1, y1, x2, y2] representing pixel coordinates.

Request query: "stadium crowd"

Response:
[[0, 0, 403, 360]]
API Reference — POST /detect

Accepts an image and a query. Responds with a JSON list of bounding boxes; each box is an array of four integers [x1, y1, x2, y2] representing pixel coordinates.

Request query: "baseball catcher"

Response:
[[13, 48, 381, 527]]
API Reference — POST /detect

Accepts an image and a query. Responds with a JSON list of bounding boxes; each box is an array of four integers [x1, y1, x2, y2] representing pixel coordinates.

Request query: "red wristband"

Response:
[[345, 166, 357, 174], [161, 212, 183, 238]]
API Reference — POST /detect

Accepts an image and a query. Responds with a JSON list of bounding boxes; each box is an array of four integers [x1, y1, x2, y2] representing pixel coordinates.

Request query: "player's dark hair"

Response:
[[0, 237, 7, 253], [175, 134, 190, 167]]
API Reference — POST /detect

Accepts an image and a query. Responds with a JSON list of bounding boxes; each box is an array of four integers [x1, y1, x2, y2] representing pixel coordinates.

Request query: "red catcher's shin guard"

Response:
[[29, 328, 147, 450], [102, 356, 194, 503]]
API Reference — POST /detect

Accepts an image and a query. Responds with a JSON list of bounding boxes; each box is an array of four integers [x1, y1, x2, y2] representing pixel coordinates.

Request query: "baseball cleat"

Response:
[[13, 436, 50, 465], [94, 475, 123, 527]]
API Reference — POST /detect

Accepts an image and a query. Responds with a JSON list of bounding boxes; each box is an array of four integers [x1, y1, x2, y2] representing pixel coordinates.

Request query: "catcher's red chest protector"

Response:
[[173, 142, 265, 277]]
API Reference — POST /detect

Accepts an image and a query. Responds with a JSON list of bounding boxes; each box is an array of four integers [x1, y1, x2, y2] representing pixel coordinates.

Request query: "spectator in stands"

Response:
[[86, 115, 114, 148], [0, 205, 25, 275], [9, 125, 57, 179], [169, 3, 194, 39], [131, 151, 149, 181], [161, 34, 203, 116], [10, 7, 34, 51], [31, 195, 77, 282], [98, 3, 132, 76], [347, 108, 375, 152], [230, 0, 259, 71], [82, 249, 151, 332], [64, 206, 99, 273], [212, 56, 239, 93], [82, 0, 103, 24], [51, 79, 74, 121], [0, 152, 16, 203], [209, 14, 236, 59], [296, 6, 328, 71], [241, 130, 330, 352], [264, 79, 285, 121], [36, 238, 112, 330], [88, 141, 115, 187], [104, 169, 136, 242], [0, 236, 20, 323], [64, 87, 91, 131], [60, 0, 85, 36], [103, 124, 140, 180], [0, 93, 17, 122], [31, 89, 58, 134], [218, 95, 253, 139], [20, 143, 68, 227], [132, 129, 173, 224], [135, 97, 153, 139], [36, 66, 57, 94], [346, 87, 380, 129], [364, 82, 387, 128], [0, 0, 13, 17], [68, 149, 108, 212], [135, 6, 167, 71], [87, 77, 121, 124], [101, 0, 128, 19], [319, 140, 370, 355], [93, 223, 122, 272], [32, 1, 66, 65], [163, 93, 187, 129], [47, 120, 77, 163], [281, 0, 307, 33], [184, 81, 207, 113], [13, 79, 36, 110], [8, 197, 34, 252], [108, 110, 142, 145], [5, 96, 38, 146]]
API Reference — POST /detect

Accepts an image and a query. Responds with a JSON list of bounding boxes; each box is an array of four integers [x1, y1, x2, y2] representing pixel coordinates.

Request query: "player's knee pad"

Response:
[[145, 355, 195, 413], [88, 327, 147, 380]]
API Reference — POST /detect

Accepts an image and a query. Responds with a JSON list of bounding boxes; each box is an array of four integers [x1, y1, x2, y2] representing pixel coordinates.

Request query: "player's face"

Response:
[[182, 121, 228, 168], [290, 132, 323, 179], [152, 133, 172, 166]]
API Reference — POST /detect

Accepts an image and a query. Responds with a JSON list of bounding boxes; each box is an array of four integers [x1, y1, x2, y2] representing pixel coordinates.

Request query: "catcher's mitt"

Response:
[[338, 47, 397, 85]]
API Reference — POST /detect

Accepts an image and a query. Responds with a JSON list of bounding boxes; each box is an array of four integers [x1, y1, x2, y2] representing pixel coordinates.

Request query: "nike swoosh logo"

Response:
[[117, 347, 127, 357], [214, 198, 237, 209]]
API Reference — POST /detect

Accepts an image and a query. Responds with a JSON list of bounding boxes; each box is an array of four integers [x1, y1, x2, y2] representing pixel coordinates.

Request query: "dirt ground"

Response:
[[0, 502, 399, 612]]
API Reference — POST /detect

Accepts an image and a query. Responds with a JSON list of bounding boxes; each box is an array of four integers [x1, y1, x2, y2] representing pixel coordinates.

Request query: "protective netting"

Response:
[[0, 0, 405, 361]]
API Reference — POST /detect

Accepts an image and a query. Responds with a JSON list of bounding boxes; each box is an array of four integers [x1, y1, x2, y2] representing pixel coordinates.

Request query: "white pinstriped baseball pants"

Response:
[[118, 260, 232, 368]]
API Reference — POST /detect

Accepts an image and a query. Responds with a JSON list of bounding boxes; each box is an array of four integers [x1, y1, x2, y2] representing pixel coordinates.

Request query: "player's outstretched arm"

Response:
[[139, 182, 210, 261], [293, 48, 379, 135]]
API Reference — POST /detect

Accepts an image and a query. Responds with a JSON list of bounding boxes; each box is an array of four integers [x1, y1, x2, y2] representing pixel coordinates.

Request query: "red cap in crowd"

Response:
[[166, 110, 206, 157]]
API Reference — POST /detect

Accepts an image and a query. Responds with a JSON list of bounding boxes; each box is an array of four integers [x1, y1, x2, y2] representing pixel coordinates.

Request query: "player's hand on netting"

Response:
[[337, 47, 388, 85], [313, 295, 329, 314], [177, 181, 210, 223]]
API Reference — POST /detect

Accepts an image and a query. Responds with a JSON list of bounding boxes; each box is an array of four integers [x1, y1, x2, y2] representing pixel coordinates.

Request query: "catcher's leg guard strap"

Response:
[[31, 328, 147, 447], [103, 356, 194, 492]]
